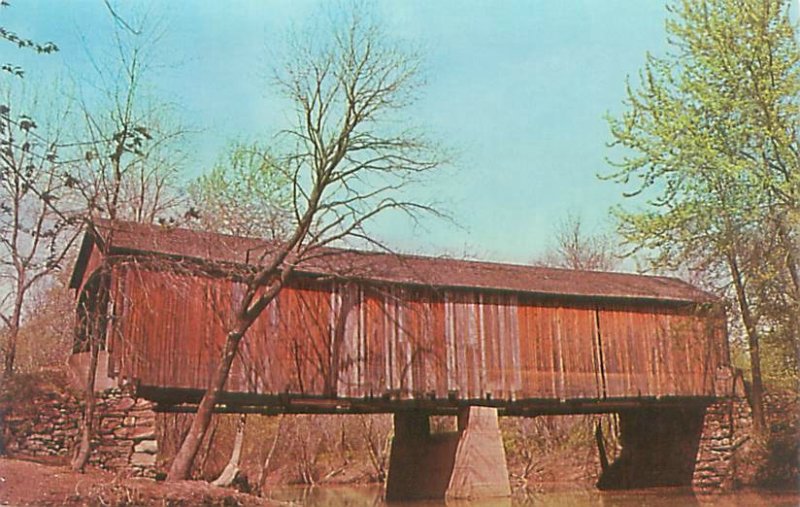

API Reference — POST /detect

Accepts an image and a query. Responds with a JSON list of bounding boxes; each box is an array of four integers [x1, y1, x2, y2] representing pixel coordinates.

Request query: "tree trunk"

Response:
[[595, 421, 609, 472], [168, 270, 290, 481], [71, 337, 99, 472], [776, 218, 800, 298], [2, 291, 23, 379], [728, 253, 766, 433], [212, 413, 247, 487], [71, 269, 110, 472], [196, 419, 219, 477], [2, 328, 18, 380], [167, 329, 243, 480], [258, 414, 284, 493]]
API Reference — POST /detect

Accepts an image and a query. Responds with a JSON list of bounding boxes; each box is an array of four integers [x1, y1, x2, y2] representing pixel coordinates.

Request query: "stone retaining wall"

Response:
[[4, 389, 81, 457], [3, 384, 158, 478], [91, 388, 159, 477], [691, 387, 800, 491], [692, 397, 752, 491]]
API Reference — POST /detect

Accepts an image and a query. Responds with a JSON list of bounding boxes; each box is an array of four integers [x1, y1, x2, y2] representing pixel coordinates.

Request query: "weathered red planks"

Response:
[[101, 261, 728, 404], [597, 305, 722, 398]]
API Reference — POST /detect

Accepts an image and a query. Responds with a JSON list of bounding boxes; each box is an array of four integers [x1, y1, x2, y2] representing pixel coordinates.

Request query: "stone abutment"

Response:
[[3, 385, 158, 478]]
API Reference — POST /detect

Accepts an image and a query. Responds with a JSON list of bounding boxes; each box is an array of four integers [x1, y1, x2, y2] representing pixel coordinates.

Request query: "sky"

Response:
[[4, 0, 680, 264]]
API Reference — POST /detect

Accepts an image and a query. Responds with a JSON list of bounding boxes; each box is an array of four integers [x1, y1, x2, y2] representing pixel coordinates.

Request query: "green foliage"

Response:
[[759, 399, 800, 487], [604, 0, 800, 387], [189, 141, 292, 238]]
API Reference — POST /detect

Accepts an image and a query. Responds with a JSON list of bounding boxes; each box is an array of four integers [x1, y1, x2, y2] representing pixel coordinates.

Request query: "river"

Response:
[[262, 484, 800, 506]]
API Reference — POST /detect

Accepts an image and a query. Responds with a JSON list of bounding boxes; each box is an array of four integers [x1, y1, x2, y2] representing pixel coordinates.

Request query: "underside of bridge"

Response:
[[137, 384, 716, 416], [134, 385, 732, 501], [596, 406, 706, 490]]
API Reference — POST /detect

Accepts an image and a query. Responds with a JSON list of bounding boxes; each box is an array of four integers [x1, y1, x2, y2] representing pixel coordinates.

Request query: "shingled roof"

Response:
[[70, 219, 717, 304]]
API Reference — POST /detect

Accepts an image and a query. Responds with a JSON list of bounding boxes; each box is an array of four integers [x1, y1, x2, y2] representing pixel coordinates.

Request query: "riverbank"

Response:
[[2, 457, 799, 506], [0, 457, 271, 506]]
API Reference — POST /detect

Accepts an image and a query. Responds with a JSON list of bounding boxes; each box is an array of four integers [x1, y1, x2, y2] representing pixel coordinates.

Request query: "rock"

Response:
[[114, 427, 133, 439], [134, 399, 153, 409], [104, 457, 130, 469], [32, 423, 51, 433], [98, 444, 125, 454], [109, 397, 136, 411], [130, 452, 156, 466], [131, 426, 156, 441], [134, 440, 158, 454], [99, 417, 123, 433]]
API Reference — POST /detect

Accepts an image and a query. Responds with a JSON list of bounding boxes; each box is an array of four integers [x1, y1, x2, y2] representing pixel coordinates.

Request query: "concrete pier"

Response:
[[385, 406, 511, 501]]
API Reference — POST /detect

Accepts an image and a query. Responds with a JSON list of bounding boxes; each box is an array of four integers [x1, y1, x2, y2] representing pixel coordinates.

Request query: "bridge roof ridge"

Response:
[[69, 218, 718, 305]]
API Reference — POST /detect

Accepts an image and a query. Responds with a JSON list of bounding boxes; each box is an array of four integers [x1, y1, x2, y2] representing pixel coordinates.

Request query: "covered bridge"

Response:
[[69, 220, 728, 411], [68, 220, 736, 498]]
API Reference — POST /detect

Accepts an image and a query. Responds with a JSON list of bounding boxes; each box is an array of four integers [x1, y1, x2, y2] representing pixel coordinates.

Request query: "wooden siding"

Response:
[[104, 262, 728, 402]]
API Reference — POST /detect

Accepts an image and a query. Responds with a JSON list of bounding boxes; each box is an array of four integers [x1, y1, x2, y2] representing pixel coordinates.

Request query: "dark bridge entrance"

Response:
[[69, 220, 737, 500]]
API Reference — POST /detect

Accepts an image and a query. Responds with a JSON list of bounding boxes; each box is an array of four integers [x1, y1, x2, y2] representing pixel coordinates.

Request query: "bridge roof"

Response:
[[71, 219, 717, 304]]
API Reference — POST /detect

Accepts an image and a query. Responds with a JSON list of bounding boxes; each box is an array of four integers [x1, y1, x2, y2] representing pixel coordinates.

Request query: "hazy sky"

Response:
[[5, 1, 678, 264]]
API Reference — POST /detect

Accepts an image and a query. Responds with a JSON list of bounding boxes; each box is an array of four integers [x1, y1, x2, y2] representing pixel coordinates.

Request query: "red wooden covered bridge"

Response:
[[69, 220, 736, 499]]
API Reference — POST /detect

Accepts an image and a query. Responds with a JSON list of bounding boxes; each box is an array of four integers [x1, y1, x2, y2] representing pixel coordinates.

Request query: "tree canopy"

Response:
[[605, 0, 800, 429], [167, 8, 443, 480], [189, 141, 291, 238]]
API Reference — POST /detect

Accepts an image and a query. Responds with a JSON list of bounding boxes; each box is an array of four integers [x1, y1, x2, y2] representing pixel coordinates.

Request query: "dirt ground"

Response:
[[0, 458, 272, 506]]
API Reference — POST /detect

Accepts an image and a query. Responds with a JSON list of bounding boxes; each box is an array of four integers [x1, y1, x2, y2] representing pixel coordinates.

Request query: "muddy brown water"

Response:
[[261, 484, 800, 506]]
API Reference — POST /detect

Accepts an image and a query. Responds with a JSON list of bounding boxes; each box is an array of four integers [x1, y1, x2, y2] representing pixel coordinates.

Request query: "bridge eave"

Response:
[[136, 384, 722, 416]]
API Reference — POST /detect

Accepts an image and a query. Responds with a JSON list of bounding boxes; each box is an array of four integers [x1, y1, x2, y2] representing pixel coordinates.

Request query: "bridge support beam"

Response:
[[385, 406, 511, 501], [597, 406, 706, 490]]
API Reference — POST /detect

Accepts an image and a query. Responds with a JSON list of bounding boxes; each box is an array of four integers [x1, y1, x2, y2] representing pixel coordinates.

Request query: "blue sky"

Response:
[[5, 1, 677, 263]]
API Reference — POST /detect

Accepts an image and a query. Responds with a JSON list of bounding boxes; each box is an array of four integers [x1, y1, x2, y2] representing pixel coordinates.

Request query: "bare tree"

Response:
[[13, 271, 75, 372], [69, 62, 187, 223], [256, 414, 284, 493], [535, 213, 618, 271], [0, 102, 81, 379], [0, 0, 71, 380], [358, 414, 392, 483], [211, 414, 247, 487], [70, 13, 188, 471], [167, 9, 443, 480]]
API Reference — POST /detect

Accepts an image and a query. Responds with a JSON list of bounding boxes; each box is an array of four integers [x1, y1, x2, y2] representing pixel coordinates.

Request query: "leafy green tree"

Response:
[[189, 141, 291, 238], [605, 0, 799, 432]]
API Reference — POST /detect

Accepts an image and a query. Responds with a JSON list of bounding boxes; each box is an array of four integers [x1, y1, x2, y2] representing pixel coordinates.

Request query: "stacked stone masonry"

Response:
[[92, 388, 159, 477], [692, 397, 753, 492], [4, 391, 81, 457], [4, 385, 158, 478]]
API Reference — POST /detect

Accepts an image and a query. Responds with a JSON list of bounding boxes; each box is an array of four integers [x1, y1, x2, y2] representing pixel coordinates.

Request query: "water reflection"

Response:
[[262, 484, 800, 506]]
